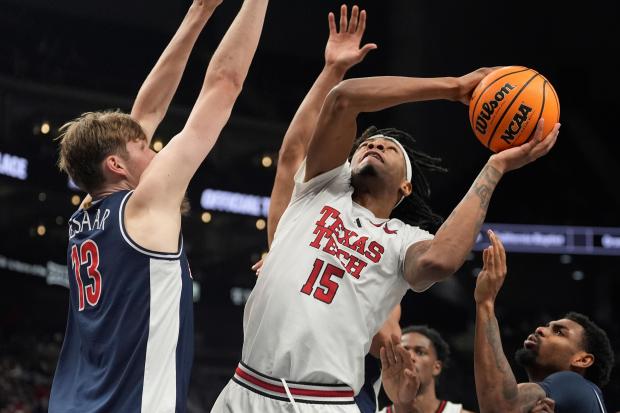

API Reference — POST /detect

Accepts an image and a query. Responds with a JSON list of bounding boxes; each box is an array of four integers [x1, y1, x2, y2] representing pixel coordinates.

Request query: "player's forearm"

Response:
[[280, 64, 347, 161], [131, 5, 216, 141], [419, 158, 504, 280], [203, 0, 269, 91], [330, 76, 461, 114], [474, 302, 521, 413], [267, 65, 347, 245]]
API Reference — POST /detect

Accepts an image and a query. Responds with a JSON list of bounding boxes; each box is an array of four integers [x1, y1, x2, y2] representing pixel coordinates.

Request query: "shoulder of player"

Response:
[[537, 371, 601, 406], [541, 370, 591, 386]]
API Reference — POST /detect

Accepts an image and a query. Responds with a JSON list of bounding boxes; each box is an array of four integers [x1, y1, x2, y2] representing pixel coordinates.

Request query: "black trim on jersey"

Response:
[[239, 361, 352, 388], [231, 378, 357, 405], [119, 191, 183, 260]]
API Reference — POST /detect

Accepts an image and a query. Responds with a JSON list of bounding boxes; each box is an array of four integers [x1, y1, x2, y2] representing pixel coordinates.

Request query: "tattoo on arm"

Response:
[[469, 164, 502, 240], [485, 317, 518, 402], [480, 313, 546, 413], [439, 163, 502, 244], [472, 164, 502, 210]]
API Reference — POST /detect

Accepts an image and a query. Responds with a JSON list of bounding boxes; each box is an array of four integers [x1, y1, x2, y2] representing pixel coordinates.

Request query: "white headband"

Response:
[[367, 134, 412, 182]]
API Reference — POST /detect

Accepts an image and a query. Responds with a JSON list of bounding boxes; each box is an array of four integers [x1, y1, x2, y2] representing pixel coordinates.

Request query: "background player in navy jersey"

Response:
[[474, 230, 615, 413], [50, 0, 269, 411]]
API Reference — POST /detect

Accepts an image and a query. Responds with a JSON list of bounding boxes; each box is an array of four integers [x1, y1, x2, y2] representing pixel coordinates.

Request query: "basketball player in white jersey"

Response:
[[246, 5, 400, 412], [380, 331, 555, 413], [213, 10, 560, 408], [379, 325, 474, 413]]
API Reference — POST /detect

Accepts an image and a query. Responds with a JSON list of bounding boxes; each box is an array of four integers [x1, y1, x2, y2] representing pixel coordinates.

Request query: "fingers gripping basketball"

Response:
[[469, 66, 560, 152]]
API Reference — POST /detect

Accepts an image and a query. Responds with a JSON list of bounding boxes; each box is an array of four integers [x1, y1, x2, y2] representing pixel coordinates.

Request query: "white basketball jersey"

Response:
[[242, 161, 434, 393]]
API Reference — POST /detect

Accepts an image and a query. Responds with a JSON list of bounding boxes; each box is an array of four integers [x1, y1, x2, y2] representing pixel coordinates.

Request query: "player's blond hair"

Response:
[[57, 110, 146, 193]]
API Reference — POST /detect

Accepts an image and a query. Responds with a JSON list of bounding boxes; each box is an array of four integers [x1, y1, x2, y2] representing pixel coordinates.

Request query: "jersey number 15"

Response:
[[300, 258, 345, 304], [71, 240, 102, 311]]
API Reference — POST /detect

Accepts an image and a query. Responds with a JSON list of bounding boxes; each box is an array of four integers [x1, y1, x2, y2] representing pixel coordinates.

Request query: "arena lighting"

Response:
[[0, 151, 28, 180], [199, 189, 620, 256], [261, 155, 273, 168], [474, 223, 620, 256], [255, 218, 266, 230], [71, 195, 81, 206], [201, 211, 212, 223], [41, 122, 51, 135], [152, 140, 163, 152], [36, 225, 46, 236], [200, 188, 270, 217], [0, 254, 68, 287]]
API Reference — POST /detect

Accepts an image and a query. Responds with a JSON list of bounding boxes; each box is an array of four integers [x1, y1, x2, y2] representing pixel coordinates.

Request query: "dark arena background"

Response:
[[1, 0, 619, 411]]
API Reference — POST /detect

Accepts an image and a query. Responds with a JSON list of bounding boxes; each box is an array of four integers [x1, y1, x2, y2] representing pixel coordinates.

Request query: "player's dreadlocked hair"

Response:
[[349, 126, 447, 233]]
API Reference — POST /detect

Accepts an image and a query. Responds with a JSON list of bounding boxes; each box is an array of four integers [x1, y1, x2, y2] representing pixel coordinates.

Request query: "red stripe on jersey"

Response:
[[235, 367, 354, 398]]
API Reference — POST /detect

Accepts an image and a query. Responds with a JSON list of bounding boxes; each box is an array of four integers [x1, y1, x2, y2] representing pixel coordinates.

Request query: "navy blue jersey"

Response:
[[538, 371, 607, 413], [50, 190, 194, 413], [355, 354, 382, 413]]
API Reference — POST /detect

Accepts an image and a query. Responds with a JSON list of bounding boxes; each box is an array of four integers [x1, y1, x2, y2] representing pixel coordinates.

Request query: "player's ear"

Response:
[[432, 360, 442, 377], [103, 155, 128, 178], [399, 181, 412, 199], [571, 351, 594, 369]]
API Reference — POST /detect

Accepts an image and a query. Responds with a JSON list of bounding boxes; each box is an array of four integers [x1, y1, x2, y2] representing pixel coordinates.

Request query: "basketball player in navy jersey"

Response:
[[474, 231, 614, 413], [49, 0, 269, 411]]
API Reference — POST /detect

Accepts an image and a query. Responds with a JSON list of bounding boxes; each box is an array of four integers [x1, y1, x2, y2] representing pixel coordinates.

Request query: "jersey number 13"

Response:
[[70, 240, 102, 311]]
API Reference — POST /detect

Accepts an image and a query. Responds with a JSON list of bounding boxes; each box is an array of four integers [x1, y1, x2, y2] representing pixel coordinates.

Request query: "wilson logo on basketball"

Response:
[[474, 83, 515, 135], [500, 103, 533, 145]]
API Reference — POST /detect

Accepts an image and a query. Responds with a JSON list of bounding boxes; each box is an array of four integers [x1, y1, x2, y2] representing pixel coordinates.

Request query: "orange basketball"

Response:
[[468, 66, 560, 152]]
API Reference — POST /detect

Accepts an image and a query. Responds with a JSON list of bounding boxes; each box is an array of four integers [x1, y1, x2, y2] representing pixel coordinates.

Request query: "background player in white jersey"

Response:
[[215, 16, 560, 413], [379, 325, 475, 413], [51, 0, 269, 410], [380, 329, 555, 413]]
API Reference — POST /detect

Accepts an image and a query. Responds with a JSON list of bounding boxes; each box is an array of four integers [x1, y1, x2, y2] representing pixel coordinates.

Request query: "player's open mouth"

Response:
[[362, 151, 383, 163], [523, 334, 538, 349]]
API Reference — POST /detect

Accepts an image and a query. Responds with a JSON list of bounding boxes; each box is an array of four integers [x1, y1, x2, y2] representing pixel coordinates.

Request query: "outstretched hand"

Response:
[[531, 398, 556, 413], [474, 230, 508, 305], [325, 5, 377, 72], [489, 118, 560, 173], [380, 335, 420, 405]]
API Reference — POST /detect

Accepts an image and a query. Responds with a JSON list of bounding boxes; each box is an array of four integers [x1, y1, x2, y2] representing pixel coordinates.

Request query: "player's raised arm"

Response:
[[131, 0, 269, 214], [403, 119, 559, 290], [267, 4, 376, 245], [131, 0, 224, 143], [473, 232, 548, 413], [304, 69, 491, 182]]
